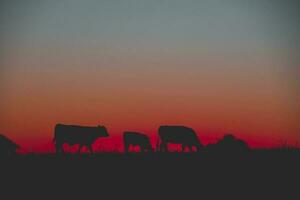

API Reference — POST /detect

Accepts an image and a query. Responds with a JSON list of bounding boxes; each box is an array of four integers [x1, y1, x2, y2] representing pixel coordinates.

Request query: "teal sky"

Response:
[[1, 0, 299, 51]]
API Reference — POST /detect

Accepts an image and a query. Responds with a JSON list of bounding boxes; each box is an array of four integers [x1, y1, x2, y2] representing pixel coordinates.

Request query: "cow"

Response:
[[123, 132, 153, 153], [157, 126, 203, 152], [0, 134, 20, 157], [53, 124, 109, 154]]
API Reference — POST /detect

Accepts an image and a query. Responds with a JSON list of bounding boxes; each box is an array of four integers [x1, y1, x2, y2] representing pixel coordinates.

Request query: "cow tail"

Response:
[[53, 125, 59, 144], [53, 132, 56, 144], [156, 137, 160, 152]]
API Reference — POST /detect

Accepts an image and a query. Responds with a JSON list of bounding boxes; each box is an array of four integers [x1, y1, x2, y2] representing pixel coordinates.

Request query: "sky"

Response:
[[0, 0, 299, 152]]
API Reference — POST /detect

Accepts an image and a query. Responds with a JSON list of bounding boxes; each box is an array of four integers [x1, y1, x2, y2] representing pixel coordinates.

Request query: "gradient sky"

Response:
[[1, 0, 299, 152]]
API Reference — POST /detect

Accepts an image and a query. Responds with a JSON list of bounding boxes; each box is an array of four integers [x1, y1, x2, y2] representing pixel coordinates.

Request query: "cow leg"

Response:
[[160, 142, 167, 152], [125, 143, 130, 153], [55, 143, 63, 154], [55, 144, 59, 154], [60, 145, 65, 154], [159, 143, 164, 152], [140, 145, 145, 153], [147, 144, 153, 152], [164, 143, 168, 152], [77, 144, 83, 154], [88, 145, 94, 154], [195, 144, 202, 153]]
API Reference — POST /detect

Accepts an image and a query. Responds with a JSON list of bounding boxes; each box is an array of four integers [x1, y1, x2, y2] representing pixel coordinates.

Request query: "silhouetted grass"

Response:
[[2, 147, 300, 162], [1, 148, 299, 199]]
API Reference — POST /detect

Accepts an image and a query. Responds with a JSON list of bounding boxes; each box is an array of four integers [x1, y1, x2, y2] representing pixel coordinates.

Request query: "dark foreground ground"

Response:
[[1, 149, 300, 199]]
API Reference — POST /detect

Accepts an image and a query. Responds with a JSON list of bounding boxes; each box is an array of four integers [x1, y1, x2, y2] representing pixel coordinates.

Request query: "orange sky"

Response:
[[1, 45, 299, 152]]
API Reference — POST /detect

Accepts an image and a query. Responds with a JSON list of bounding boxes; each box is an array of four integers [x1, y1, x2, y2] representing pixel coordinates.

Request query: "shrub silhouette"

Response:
[[0, 134, 20, 157], [206, 134, 250, 156]]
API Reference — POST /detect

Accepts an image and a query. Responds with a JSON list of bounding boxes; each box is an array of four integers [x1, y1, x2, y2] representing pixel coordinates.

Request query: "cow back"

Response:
[[54, 124, 106, 145], [158, 126, 199, 144], [123, 132, 150, 144]]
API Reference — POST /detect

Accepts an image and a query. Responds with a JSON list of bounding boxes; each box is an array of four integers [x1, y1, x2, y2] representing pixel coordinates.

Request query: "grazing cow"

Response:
[[54, 124, 109, 154], [0, 134, 20, 156], [157, 126, 203, 152], [123, 132, 153, 153]]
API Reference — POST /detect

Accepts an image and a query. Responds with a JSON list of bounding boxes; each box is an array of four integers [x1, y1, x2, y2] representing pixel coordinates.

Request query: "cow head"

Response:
[[97, 125, 109, 137]]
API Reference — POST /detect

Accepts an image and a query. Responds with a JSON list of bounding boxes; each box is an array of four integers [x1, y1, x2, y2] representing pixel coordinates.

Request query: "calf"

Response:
[[123, 132, 153, 153]]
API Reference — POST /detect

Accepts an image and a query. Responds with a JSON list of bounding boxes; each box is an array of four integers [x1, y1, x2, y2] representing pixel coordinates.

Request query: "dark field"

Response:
[[1, 149, 300, 198]]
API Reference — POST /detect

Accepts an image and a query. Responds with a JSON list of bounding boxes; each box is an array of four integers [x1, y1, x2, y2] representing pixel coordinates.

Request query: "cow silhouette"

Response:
[[54, 124, 109, 154], [123, 132, 153, 153], [157, 126, 203, 152], [0, 134, 20, 157]]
